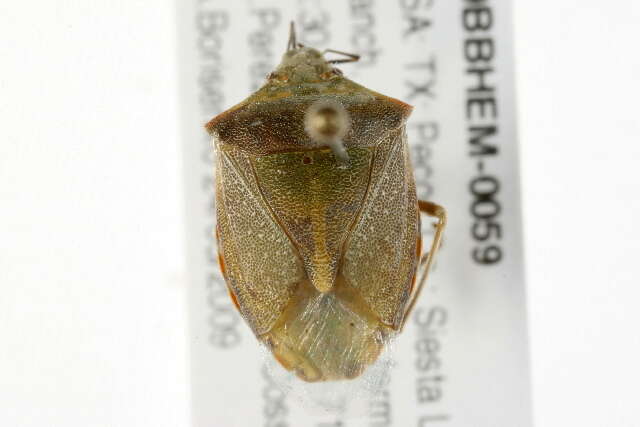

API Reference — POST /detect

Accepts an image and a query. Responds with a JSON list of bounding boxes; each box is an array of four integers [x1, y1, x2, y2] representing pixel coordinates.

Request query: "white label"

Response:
[[177, 1, 532, 426]]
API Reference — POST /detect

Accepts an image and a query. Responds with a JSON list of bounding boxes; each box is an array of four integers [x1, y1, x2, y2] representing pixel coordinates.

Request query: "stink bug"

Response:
[[205, 23, 446, 382]]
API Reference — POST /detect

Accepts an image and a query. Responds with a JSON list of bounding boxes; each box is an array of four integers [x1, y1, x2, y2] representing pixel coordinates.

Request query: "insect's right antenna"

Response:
[[323, 49, 360, 64], [287, 21, 297, 51]]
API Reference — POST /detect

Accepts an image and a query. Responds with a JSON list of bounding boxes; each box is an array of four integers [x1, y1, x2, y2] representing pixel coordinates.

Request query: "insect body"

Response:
[[206, 25, 446, 382]]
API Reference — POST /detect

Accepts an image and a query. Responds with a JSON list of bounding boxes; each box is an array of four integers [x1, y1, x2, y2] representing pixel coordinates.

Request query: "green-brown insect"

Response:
[[206, 24, 446, 382]]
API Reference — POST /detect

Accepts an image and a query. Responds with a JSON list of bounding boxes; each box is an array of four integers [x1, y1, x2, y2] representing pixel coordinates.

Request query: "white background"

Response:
[[1, 1, 638, 426], [515, 2, 640, 426]]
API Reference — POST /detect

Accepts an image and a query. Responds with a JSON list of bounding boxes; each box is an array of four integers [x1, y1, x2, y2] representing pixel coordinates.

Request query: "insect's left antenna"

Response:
[[287, 21, 297, 51]]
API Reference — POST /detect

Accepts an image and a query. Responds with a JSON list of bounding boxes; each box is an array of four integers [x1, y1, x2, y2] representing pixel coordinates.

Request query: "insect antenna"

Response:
[[323, 49, 360, 64], [287, 21, 297, 51]]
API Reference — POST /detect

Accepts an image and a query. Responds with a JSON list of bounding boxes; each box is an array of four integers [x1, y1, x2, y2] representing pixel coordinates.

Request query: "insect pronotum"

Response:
[[206, 23, 446, 382]]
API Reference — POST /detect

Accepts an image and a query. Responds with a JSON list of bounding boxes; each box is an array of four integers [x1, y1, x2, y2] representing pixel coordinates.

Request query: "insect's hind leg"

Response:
[[401, 200, 447, 330]]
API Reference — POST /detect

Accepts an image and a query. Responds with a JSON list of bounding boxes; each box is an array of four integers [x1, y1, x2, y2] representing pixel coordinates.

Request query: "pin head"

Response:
[[305, 99, 350, 162], [305, 100, 349, 143]]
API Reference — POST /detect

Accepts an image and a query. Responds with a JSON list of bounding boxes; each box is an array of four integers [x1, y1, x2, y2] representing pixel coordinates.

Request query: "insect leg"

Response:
[[401, 200, 447, 330]]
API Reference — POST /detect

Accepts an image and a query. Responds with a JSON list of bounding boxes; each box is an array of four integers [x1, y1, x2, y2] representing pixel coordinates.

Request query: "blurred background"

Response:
[[1, 1, 639, 426]]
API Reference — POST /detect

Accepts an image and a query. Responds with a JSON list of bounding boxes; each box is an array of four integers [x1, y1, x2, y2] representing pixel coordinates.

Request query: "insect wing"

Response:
[[343, 126, 420, 329], [215, 146, 304, 335]]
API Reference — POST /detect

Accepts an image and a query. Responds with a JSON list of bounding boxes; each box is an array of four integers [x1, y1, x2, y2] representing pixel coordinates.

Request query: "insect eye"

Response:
[[267, 72, 289, 82]]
